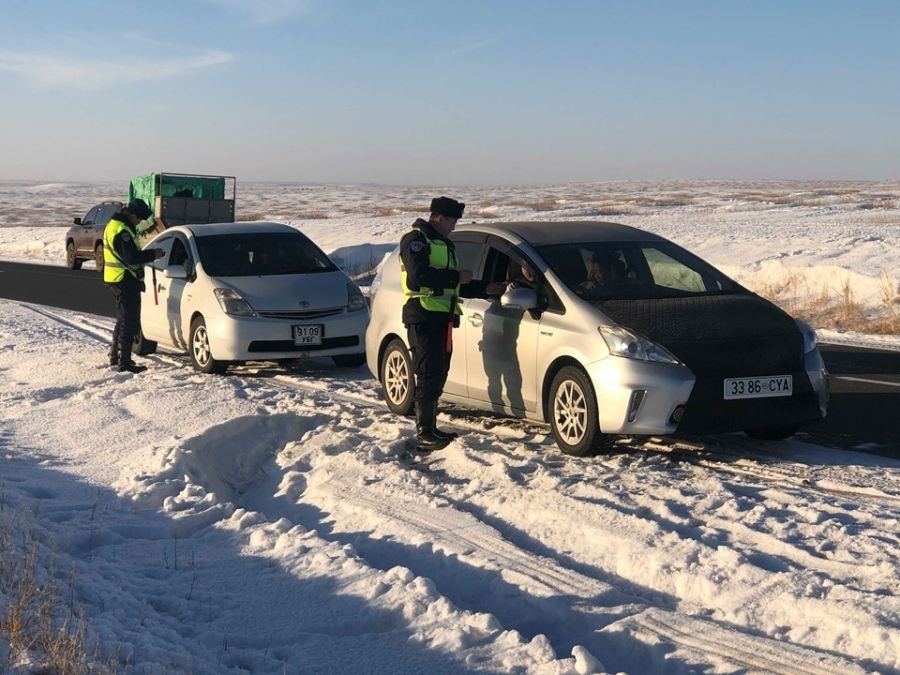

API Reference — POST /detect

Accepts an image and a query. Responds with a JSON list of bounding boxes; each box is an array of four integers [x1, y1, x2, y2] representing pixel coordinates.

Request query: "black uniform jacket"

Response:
[[399, 219, 492, 326], [107, 213, 159, 289]]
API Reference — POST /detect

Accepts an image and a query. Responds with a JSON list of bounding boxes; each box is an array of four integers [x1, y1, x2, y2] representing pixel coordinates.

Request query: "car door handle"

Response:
[[468, 312, 483, 326], [157, 284, 166, 292]]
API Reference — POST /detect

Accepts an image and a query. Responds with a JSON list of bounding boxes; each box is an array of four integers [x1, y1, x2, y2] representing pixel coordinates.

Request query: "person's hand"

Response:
[[486, 282, 506, 296], [153, 249, 165, 260], [458, 269, 473, 284]]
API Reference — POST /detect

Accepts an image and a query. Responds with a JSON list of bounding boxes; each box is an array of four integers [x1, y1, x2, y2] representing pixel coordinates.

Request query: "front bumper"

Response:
[[585, 357, 696, 435], [205, 309, 368, 361]]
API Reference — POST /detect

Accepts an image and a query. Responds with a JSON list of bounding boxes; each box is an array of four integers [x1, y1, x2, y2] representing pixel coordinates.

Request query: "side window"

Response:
[[482, 246, 512, 284], [642, 246, 705, 292], [453, 240, 483, 273], [169, 237, 194, 276], [149, 235, 175, 271], [94, 205, 115, 228], [83, 207, 99, 226]]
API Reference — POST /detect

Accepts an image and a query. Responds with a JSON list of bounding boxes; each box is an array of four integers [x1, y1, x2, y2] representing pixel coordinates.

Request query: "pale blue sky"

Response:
[[1, 0, 898, 184]]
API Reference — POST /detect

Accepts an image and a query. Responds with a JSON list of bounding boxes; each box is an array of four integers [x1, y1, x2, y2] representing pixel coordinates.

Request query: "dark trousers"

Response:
[[407, 322, 452, 405], [109, 283, 141, 358]]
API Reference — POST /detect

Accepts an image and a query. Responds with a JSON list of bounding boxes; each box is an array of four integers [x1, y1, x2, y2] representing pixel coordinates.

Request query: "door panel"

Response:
[[443, 298, 469, 398], [443, 233, 487, 399], [465, 297, 541, 413], [162, 237, 192, 349], [140, 236, 175, 343]]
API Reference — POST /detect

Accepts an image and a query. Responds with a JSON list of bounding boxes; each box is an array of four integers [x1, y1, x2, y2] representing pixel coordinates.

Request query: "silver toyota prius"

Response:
[[366, 222, 829, 456]]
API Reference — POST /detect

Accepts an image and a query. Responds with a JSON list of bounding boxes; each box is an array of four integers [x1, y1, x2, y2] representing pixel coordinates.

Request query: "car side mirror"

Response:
[[165, 265, 188, 280], [501, 287, 538, 311], [73, 217, 82, 225]]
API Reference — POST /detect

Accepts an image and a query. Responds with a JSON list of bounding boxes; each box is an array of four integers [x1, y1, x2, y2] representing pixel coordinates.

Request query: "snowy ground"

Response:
[[1, 180, 900, 673]]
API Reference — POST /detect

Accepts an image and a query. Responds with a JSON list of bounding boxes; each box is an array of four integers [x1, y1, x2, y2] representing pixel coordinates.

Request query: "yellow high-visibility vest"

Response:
[[401, 227, 461, 315], [103, 216, 144, 284]]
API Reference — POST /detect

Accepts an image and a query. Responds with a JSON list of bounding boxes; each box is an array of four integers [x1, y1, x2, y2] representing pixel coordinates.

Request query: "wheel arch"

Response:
[[377, 332, 406, 381], [540, 356, 592, 423], [189, 310, 205, 331]]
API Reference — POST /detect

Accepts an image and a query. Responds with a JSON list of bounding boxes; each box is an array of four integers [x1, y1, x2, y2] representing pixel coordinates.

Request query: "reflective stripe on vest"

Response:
[[401, 228, 461, 315], [103, 217, 144, 284]]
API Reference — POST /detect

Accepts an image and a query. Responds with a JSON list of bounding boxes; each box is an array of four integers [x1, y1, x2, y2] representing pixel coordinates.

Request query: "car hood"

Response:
[[596, 292, 804, 375], [216, 271, 349, 311]]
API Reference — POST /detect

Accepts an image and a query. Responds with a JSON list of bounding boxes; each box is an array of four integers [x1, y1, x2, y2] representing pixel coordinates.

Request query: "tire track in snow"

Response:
[[297, 433, 869, 674], [27, 303, 887, 672], [25, 304, 900, 512]]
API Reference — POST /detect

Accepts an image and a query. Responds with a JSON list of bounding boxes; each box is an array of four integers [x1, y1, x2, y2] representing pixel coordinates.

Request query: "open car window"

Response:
[[537, 241, 738, 300], [195, 232, 337, 277]]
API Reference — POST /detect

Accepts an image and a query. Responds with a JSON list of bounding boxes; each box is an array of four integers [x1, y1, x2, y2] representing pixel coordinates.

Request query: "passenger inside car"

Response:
[[577, 250, 626, 293]]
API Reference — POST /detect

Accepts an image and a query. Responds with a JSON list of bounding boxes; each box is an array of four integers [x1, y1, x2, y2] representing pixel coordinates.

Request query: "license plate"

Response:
[[724, 375, 792, 400], [293, 324, 323, 346]]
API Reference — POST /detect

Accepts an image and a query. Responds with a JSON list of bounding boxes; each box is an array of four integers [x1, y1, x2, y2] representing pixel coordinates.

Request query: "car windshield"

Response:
[[536, 241, 739, 300], [195, 232, 337, 277]]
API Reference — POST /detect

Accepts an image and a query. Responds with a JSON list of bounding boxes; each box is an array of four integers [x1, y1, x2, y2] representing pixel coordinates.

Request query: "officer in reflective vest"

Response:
[[399, 196, 473, 451], [103, 199, 164, 373]]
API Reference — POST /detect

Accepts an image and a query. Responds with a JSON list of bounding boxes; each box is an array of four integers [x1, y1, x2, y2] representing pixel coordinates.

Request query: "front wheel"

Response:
[[66, 242, 82, 270], [189, 316, 228, 374], [745, 424, 799, 441], [548, 365, 611, 456], [380, 339, 414, 415], [94, 243, 105, 274]]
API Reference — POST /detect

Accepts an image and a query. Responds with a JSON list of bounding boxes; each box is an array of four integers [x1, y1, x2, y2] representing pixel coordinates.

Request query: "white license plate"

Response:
[[724, 375, 792, 400], [293, 324, 323, 346]]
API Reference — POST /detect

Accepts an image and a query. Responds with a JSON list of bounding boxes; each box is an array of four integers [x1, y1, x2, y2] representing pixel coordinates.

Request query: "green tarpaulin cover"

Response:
[[128, 174, 227, 205]]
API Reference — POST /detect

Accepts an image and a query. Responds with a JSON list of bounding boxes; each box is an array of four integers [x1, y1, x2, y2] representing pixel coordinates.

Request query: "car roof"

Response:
[[456, 221, 665, 246], [178, 221, 300, 237]]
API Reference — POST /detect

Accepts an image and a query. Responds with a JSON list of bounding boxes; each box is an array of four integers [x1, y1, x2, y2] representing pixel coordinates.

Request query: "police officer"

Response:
[[400, 196, 473, 451], [104, 199, 164, 373]]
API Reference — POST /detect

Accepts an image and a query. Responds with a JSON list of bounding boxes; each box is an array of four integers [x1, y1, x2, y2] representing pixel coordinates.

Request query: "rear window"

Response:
[[195, 232, 337, 277]]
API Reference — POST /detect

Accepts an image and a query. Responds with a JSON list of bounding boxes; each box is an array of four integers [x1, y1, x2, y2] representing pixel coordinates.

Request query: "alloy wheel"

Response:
[[192, 325, 212, 366], [553, 379, 588, 445], [385, 350, 409, 406]]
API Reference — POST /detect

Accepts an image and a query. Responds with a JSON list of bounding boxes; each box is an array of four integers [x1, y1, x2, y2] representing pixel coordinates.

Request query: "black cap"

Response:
[[127, 198, 152, 220], [430, 196, 465, 219]]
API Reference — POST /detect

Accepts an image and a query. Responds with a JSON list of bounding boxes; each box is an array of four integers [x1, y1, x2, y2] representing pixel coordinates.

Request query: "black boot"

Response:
[[415, 401, 450, 452], [109, 346, 119, 367], [432, 402, 458, 442], [117, 343, 147, 374]]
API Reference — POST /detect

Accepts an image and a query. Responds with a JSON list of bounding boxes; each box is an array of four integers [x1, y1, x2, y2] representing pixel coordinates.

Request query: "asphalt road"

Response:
[[1, 259, 898, 453]]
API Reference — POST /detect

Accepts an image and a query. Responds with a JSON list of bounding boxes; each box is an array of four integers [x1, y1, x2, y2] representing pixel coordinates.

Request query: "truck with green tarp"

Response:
[[129, 172, 236, 231], [66, 172, 238, 271]]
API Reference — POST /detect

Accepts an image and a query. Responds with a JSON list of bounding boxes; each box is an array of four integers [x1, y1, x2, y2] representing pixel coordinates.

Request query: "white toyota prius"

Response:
[[138, 222, 368, 374]]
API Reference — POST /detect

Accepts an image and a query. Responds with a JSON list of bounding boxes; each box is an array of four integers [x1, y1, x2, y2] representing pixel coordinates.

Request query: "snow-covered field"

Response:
[[1, 180, 900, 673], [1, 179, 899, 341]]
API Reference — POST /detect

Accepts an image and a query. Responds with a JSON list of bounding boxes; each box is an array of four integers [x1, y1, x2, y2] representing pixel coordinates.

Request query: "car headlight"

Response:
[[213, 288, 255, 316], [598, 325, 682, 365], [795, 319, 818, 354], [347, 281, 367, 312]]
